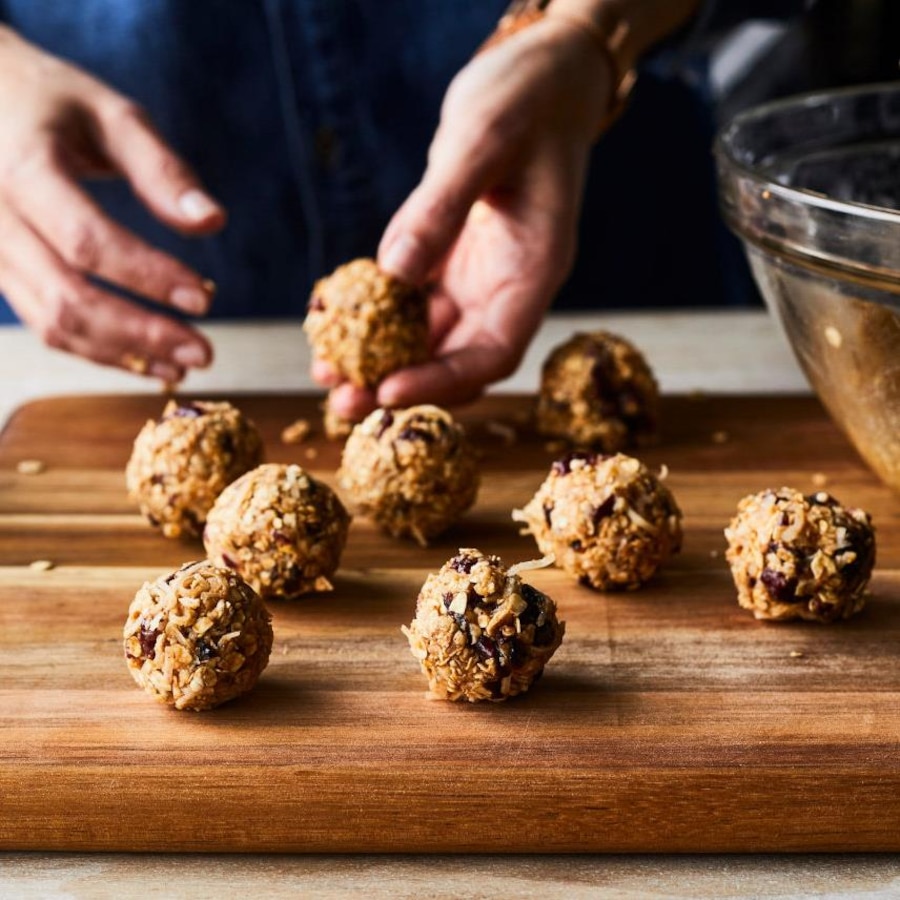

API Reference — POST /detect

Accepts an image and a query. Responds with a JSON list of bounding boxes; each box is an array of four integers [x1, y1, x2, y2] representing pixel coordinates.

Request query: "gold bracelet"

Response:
[[479, 0, 637, 137]]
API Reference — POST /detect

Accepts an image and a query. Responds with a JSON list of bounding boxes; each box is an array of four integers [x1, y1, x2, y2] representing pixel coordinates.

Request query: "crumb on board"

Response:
[[484, 419, 517, 445], [711, 430, 729, 445], [304, 447, 319, 461], [824, 325, 843, 349], [709, 549, 719, 559], [789, 650, 805, 659], [544, 440, 567, 454], [29, 559, 54, 571], [17, 459, 45, 475], [281, 418, 313, 445], [811, 472, 828, 488]]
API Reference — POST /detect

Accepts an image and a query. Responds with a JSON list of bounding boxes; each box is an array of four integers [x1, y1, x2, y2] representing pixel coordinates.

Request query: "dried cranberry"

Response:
[[592, 495, 615, 526], [309, 295, 325, 312], [543, 503, 553, 528], [449, 553, 478, 574], [442, 592, 455, 610], [138, 624, 160, 659], [218, 432, 234, 456], [589, 349, 620, 406], [396, 425, 434, 443], [375, 409, 394, 439], [780, 511, 790, 526], [164, 404, 203, 420], [473, 636, 497, 660], [221, 553, 238, 570], [533, 620, 557, 647], [272, 530, 293, 546], [196, 639, 216, 662], [761, 568, 799, 603], [518, 583, 547, 626], [552, 451, 597, 476]]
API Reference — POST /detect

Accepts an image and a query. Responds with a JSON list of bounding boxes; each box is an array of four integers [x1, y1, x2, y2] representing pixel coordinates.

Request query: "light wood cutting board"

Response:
[[1, 393, 899, 852]]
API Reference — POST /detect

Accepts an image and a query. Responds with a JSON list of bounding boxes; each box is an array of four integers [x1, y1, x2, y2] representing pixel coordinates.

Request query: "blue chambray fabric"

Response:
[[0, 1, 806, 324]]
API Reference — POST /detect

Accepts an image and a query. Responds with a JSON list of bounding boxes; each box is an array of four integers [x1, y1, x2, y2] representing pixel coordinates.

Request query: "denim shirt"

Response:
[[0, 1, 808, 323]]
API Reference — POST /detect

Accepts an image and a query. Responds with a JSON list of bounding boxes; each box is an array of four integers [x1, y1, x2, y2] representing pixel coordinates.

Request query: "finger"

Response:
[[8, 156, 215, 315], [311, 358, 344, 388], [0, 213, 212, 378], [328, 382, 378, 421], [428, 291, 460, 353], [96, 99, 226, 235], [375, 342, 519, 409]]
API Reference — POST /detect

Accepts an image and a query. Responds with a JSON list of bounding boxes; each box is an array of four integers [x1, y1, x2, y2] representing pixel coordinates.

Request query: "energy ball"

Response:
[[402, 549, 565, 702], [515, 452, 682, 591], [203, 463, 350, 599], [338, 405, 480, 545], [303, 257, 429, 388], [724, 487, 875, 623], [124, 560, 273, 711], [126, 399, 263, 539], [536, 330, 659, 451]]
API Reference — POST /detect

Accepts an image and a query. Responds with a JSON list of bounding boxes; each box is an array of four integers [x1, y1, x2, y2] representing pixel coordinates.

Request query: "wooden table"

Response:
[[0, 312, 898, 896]]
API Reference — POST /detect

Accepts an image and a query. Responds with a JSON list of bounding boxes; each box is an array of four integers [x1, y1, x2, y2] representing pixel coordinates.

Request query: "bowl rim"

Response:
[[715, 81, 900, 225]]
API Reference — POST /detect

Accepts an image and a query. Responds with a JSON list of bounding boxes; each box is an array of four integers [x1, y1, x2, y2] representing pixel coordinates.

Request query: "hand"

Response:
[[322, 14, 612, 419], [0, 27, 226, 382]]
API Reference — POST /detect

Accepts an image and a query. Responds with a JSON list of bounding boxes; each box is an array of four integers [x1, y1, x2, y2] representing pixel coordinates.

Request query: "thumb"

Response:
[[96, 100, 226, 236]]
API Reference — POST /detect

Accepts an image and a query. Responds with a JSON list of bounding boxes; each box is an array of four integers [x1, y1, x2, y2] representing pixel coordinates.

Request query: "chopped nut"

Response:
[[448, 592, 468, 615], [17, 459, 45, 475], [281, 418, 312, 445], [824, 326, 843, 349], [484, 420, 517, 445], [29, 559, 54, 571]]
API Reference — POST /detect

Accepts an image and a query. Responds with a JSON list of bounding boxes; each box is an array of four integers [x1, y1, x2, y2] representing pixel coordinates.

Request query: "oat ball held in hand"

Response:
[[536, 331, 659, 451], [124, 560, 273, 711], [724, 488, 875, 623], [126, 400, 263, 539], [515, 452, 682, 591], [403, 549, 564, 702], [338, 405, 479, 545], [203, 463, 350, 599], [303, 257, 429, 388]]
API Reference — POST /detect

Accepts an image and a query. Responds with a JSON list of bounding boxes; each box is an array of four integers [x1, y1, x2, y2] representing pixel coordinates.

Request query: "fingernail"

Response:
[[171, 343, 208, 368], [178, 189, 222, 222], [202, 278, 217, 297], [148, 361, 183, 383], [170, 286, 210, 315], [379, 234, 421, 283]]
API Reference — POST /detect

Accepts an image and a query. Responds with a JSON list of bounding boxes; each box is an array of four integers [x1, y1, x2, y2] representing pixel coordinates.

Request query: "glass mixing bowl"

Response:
[[716, 82, 900, 492]]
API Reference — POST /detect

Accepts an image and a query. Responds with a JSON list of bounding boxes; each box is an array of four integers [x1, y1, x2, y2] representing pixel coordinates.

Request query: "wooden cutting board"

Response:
[[1, 392, 899, 853]]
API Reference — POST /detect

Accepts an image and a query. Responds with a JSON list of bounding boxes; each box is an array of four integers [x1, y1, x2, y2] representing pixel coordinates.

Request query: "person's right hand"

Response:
[[0, 26, 226, 382]]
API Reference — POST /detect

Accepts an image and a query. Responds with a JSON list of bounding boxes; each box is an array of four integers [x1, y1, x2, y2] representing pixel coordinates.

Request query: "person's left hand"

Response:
[[316, 13, 614, 420]]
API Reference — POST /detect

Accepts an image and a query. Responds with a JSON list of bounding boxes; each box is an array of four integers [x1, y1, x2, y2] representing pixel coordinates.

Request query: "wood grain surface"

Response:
[[1, 393, 899, 853]]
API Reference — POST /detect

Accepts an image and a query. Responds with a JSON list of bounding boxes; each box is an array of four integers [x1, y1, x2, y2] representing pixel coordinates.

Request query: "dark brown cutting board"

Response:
[[1, 393, 899, 852]]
